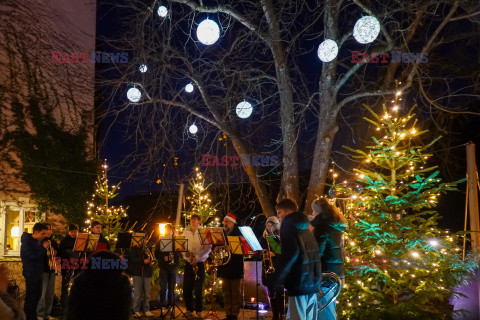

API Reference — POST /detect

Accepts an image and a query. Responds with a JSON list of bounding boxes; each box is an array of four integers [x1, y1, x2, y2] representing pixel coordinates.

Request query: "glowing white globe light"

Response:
[[157, 5, 168, 18], [196, 19, 220, 45], [139, 64, 147, 73], [189, 124, 198, 134], [317, 39, 338, 62], [127, 87, 142, 103], [185, 83, 194, 93], [236, 101, 253, 119], [353, 16, 381, 44], [11, 226, 19, 237]]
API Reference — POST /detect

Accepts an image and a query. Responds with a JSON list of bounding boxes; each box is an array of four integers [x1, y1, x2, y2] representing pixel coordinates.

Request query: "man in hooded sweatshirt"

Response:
[[20, 223, 49, 320], [272, 199, 322, 320]]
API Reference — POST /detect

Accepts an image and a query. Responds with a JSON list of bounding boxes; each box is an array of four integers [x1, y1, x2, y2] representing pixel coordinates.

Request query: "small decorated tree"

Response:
[[183, 167, 219, 226], [85, 162, 127, 245], [338, 100, 475, 319]]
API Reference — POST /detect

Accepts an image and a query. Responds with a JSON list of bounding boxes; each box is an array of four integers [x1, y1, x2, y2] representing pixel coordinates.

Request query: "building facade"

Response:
[[0, 0, 96, 295]]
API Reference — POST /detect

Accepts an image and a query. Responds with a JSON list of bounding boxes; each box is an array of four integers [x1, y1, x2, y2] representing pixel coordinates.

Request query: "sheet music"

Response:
[[238, 226, 263, 252]]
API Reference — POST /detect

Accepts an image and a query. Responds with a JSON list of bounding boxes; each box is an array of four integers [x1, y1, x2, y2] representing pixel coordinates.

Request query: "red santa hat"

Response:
[[224, 212, 237, 224]]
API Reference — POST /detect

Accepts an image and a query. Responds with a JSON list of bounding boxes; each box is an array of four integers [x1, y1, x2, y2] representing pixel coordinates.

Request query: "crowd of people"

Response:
[[0, 197, 345, 320]]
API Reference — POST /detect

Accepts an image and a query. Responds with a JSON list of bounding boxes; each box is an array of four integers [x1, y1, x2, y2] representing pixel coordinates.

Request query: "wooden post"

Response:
[[175, 183, 185, 230], [466, 142, 480, 320], [466, 142, 480, 251]]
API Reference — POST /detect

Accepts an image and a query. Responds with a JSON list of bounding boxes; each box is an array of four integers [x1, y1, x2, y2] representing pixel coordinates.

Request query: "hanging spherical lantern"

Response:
[[126, 87, 141, 103], [317, 39, 338, 62], [235, 101, 253, 119], [189, 124, 198, 134], [185, 83, 194, 93], [139, 64, 147, 73], [196, 19, 220, 45], [157, 5, 168, 18], [353, 16, 381, 44]]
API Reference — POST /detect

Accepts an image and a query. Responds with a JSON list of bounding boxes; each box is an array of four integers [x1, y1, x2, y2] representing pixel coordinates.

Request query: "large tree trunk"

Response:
[[305, 0, 339, 214], [229, 136, 276, 216], [305, 97, 338, 214], [262, 0, 300, 206]]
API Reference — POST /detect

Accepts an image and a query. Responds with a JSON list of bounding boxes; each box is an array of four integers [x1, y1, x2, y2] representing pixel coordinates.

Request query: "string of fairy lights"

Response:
[[330, 91, 470, 314]]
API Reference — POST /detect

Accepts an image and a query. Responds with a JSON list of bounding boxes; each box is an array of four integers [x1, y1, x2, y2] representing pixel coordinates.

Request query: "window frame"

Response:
[[1, 201, 37, 257]]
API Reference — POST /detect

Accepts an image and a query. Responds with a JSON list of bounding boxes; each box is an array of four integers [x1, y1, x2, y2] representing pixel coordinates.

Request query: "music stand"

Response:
[[200, 228, 227, 320], [157, 237, 190, 320], [74, 233, 100, 261], [238, 226, 264, 320]]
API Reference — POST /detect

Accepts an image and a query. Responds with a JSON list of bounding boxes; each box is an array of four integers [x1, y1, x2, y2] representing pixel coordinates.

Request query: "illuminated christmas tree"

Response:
[[184, 167, 219, 226], [338, 97, 475, 319], [85, 161, 127, 245]]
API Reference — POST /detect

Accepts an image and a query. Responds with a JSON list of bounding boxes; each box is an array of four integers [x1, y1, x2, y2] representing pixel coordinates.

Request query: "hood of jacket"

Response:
[[282, 211, 310, 231], [21, 232, 34, 244]]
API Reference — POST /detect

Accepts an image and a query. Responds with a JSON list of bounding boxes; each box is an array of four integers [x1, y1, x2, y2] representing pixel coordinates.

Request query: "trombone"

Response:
[[262, 231, 278, 274]]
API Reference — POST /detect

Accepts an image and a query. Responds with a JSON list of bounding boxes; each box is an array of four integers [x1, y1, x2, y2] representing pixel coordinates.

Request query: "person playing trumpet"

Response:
[[182, 215, 211, 318], [37, 223, 59, 320], [260, 216, 285, 320], [154, 224, 180, 309], [126, 233, 154, 318]]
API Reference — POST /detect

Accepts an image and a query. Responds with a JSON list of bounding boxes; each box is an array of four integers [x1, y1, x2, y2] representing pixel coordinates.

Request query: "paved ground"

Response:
[[129, 304, 273, 320]]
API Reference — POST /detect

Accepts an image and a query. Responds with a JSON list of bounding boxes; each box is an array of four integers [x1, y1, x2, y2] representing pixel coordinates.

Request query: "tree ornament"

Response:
[[235, 101, 253, 119], [197, 19, 220, 45], [189, 123, 198, 134], [317, 39, 338, 62], [353, 16, 381, 44], [157, 5, 168, 18], [127, 87, 141, 102]]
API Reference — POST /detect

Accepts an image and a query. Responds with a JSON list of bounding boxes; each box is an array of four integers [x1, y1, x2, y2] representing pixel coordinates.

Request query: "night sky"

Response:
[[95, 0, 480, 232]]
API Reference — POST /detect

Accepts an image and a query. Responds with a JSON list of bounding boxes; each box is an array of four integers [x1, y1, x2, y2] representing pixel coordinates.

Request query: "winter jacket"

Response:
[[154, 244, 180, 270], [311, 213, 346, 278], [67, 252, 131, 320], [217, 225, 244, 279], [93, 234, 110, 253], [58, 235, 77, 260], [272, 211, 322, 296], [20, 233, 46, 277], [126, 247, 153, 278], [0, 291, 25, 320], [41, 237, 59, 273]]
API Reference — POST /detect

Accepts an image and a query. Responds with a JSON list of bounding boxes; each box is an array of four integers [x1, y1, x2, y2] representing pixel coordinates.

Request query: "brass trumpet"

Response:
[[47, 240, 60, 275], [144, 245, 157, 265]]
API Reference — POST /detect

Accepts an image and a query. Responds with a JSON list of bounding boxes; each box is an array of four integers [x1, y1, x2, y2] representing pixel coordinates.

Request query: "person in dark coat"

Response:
[[154, 224, 181, 309], [272, 199, 322, 320], [260, 216, 285, 320], [20, 222, 49, 320], [217, 213, 244, 320], [126, 234, 154, 318], [37, 223, 59, 320], [58, 224, 79, 316], [311, 198, 347, 320], [66, 251, 131, 320]]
